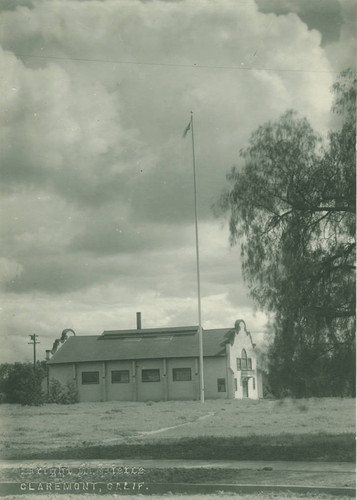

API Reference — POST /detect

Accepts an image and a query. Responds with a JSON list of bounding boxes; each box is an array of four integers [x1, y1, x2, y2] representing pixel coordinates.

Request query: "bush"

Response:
[[48, 379, 65, 403], [48, 379, 78, 404], [65, 380, 79, 404], [2, 363, 45, 406]]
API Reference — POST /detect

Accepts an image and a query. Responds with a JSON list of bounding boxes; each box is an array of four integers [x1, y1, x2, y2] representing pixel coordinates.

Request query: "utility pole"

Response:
[[28, 334, 40, 370]]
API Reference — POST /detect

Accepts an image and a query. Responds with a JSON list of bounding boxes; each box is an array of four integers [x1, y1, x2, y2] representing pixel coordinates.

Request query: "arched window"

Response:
[[237, 350, 253, 371], [241, 349, 248, 370]]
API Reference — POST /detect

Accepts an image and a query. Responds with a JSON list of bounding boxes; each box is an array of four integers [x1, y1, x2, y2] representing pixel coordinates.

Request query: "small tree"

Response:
[[3, 362, 45, 405]]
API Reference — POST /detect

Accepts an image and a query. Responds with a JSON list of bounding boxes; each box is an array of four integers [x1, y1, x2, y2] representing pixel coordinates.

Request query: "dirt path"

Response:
[[138, 411, 216, 436], [99, 411, 217, 442]]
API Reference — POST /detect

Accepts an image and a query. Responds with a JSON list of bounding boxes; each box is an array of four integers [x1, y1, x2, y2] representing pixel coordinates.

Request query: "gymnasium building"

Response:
[[46, 314, 263, 402]]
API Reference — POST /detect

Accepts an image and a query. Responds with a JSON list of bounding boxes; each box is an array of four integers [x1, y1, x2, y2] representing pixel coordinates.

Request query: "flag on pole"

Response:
[[182, 120, 191, 138]]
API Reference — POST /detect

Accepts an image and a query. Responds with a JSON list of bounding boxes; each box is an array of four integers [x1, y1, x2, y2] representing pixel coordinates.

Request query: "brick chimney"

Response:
[[136, 312, 142, 330]]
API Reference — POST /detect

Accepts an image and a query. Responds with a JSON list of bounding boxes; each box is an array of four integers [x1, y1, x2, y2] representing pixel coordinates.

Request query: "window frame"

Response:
[[81, 371, 100, 385], [111, 370, 130, 384], [217, 378, 226, 392], [172, 367, 192, 382], [241, 349, 248, 370], [141, 368, 160, 383]]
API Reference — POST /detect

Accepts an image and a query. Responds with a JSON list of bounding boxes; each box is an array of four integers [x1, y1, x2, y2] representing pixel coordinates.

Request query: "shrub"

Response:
[[48, 379, 65, 404], [2, 363, 45, 406], [64, 381, 79, 404], [48, 379, 78, 404]]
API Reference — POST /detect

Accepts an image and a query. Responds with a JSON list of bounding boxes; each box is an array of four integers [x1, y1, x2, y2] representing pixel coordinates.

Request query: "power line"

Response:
[[13, 53, 342, 74]]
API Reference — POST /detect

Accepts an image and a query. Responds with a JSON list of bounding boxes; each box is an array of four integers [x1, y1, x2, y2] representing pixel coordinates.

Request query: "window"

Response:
[[217, 378, 226, 392], [234, 378, 238, 391], [237, 354, 252, 371], [111, 370, 130, 383], [173, 368, 192, 381], [241, 349, 248, 370], [81, 371, 99, 385], [142, 369, 160, 382], [253, 377, 256, 390]]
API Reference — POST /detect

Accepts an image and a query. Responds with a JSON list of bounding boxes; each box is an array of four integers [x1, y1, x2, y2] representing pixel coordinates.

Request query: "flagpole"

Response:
[[190, 111, 205, 403]]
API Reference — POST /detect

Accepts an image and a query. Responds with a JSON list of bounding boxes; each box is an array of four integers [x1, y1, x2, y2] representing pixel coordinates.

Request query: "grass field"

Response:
[[0, 397, 355, 460]]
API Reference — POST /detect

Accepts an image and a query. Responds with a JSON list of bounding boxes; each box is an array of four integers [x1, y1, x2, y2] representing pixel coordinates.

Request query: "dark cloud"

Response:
[[3, 229, 200, 295], [0, 0, 35, 12], [4, 257, 108, 294], [4, 252, 159, 294], [69, 220, 182, 255], [256, 0, 343, 45]]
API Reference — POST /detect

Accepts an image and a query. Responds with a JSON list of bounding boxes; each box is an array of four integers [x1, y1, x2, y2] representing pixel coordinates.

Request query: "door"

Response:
[[242, 378, 249, 398]]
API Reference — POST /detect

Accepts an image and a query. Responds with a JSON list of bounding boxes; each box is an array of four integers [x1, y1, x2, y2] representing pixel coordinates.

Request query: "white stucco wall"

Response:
[[48, 363, 73, 386], [106, 360, 134, 401], [77, 362, 103, 402], [48, 361, 104, 402], [135, 359, 165, 402], [203, 356, 228, 399], [167, 358, 198, 400], [228, 322, 260, 400]]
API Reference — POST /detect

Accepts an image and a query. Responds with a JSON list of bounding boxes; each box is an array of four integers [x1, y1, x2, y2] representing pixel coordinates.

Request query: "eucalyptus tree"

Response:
[[220, 69, 355, 396]]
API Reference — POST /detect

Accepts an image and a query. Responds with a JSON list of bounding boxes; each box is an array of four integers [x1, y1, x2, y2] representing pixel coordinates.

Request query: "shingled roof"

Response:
[[47, 326, 236, 364]]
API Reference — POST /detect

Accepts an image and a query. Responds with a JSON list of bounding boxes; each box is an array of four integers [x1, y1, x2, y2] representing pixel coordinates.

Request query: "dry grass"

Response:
[[0, 398, 354, 457]]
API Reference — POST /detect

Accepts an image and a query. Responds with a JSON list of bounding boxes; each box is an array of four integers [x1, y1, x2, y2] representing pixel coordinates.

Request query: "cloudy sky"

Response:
[[1, 0, 355, 363]]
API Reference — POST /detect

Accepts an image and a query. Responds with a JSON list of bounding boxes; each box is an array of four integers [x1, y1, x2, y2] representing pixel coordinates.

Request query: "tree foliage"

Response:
[[0, 362, 46, 405], [220, 69, 356, 397], [0, 362, 79, 405]]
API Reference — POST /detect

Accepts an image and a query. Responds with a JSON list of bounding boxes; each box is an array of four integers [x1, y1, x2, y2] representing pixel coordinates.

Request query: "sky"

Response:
[[1, 0, 355, 363]]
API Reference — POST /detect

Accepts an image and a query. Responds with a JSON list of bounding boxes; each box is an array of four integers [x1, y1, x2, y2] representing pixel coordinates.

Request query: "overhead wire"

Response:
[[13, 53, 341, 74]]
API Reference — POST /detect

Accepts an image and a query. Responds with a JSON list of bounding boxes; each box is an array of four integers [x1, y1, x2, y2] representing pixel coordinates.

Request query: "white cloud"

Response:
[[0, 0, 346, 362]]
